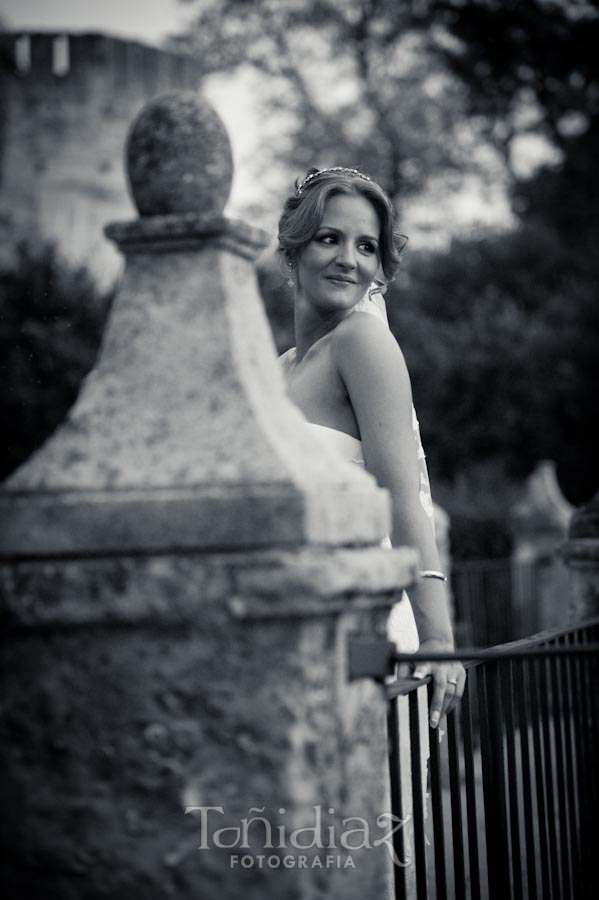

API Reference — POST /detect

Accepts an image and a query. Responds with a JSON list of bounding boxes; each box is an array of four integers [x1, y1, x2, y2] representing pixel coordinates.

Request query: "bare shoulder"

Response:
[[331, 313, 415, 457], [332, 312, 410, 386]]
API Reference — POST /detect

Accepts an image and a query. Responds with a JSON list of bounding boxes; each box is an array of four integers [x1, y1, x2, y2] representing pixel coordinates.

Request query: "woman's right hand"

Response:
[[412, 638, 466, 729]]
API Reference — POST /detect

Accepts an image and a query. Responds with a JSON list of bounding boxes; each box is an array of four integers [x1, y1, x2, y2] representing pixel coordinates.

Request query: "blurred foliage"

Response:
[[203, 0, 598, 508], [416, 0, 598, 166], [411, 0, 599, 505], [449, 514, 513, 561], [0, 244, 115, 482], [390, 222, 599, 505], [172, 0, 478, 203], [175, 0, 598, 198]]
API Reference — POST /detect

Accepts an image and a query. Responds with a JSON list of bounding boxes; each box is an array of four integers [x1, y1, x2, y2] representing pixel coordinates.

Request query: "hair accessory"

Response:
[[295, 167, 373, 196], [419, 570, 447, 582]]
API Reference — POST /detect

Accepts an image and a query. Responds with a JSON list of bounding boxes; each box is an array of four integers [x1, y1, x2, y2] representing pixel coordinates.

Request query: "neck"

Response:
[[293, 299, 349, 363]]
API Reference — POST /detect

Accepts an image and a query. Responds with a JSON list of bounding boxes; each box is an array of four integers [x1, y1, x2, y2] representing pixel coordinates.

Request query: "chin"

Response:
[[321, 285, 363, 307]]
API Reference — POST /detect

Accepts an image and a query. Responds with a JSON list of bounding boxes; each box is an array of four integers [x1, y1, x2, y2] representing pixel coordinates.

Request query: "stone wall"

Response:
[[0, 32, 203, 287]]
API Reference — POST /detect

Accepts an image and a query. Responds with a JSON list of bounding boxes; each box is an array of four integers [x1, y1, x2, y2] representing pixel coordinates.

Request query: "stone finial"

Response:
[[511, 460, 573, 537], [125, 91, 233, 217]]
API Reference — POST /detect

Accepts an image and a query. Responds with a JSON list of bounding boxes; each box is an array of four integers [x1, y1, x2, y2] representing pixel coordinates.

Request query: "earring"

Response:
[[287, 276, 295, 288], [287, 262, 295, 288]]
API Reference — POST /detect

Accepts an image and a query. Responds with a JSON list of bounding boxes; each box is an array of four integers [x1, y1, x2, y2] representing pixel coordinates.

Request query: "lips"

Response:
[[327, 276, 357, 285]]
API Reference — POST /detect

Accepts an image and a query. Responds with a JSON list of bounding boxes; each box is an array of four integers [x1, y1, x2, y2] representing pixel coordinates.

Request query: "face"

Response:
[[295, 193, 381, 312]]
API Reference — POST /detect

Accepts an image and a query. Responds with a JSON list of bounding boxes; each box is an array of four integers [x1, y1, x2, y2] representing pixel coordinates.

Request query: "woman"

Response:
[[278, 166, 465, 728]]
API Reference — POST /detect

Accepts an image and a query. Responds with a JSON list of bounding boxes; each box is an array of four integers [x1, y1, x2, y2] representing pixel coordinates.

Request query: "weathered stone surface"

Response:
[[0, 547, 418, 629], [0, 551, 405, 898], [232, 545, 419, 601], [104, 213, 266, 257], [125, 91, 233, 216], [0, 484, 386, 556]]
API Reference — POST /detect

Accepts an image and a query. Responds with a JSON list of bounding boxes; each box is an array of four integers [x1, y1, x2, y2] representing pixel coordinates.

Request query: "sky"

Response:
[[0, 0, 192, 45]]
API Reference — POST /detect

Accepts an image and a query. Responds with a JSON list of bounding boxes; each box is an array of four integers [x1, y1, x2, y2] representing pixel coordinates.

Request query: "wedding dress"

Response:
[[303, 419, 422, 653]]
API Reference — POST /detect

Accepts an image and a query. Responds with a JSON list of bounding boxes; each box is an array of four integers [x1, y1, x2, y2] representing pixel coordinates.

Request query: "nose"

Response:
[[335, 241, 357, 269]]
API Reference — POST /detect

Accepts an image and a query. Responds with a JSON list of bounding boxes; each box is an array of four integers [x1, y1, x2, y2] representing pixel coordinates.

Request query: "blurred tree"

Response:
[[175, 0, 597, 196], [0, 244, 114, 482], [412, 0, 599, 279], [390, 221, 599, 504], [406, 0, 599, 503], [172, 0, 484, 203], [412, 0, 598, 175]]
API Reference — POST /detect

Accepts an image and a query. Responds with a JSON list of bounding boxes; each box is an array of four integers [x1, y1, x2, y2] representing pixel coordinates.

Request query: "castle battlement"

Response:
[[0, 31, 207, 286], [0, 31, 202, 92]]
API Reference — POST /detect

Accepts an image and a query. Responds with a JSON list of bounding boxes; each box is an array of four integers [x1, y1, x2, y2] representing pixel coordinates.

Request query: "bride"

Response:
[[277, 166, 465, 728]]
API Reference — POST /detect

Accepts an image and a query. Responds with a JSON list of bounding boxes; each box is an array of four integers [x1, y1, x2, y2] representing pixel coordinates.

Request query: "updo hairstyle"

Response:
[[277, 167, 406, 282]]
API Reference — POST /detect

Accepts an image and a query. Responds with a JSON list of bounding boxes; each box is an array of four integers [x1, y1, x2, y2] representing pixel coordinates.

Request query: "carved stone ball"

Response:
[[126, 91, 233, 217]]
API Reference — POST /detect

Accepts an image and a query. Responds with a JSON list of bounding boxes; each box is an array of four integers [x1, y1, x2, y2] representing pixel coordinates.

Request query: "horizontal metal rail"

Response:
[[348, 618, 599, 683]]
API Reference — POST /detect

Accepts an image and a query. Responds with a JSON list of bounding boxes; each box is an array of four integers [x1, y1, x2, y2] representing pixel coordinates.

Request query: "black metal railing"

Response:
[[351, 618, 599, 900], [451, 558, 541, 647]]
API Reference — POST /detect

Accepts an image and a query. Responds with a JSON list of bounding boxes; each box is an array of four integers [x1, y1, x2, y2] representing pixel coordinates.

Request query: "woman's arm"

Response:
[[333, 312, 464, 724]]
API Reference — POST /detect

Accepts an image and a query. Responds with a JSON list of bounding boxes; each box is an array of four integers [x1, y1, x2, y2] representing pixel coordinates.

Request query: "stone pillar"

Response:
[[0, 91, 417, 899], [510, 460, 574, 632], [563, 491, 599, 621]]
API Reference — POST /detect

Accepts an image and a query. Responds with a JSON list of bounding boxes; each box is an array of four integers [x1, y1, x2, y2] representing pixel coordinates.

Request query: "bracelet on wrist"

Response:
[[419, 570, 447, 582]]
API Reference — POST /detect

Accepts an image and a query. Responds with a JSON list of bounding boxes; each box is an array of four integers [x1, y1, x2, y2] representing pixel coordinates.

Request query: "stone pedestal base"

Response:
[[1, 545, 417, 899]]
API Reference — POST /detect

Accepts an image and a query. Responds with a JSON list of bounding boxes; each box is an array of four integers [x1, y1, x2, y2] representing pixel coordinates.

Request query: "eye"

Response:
[[317, 233, 337, 244], [359, 241, 378, 255]]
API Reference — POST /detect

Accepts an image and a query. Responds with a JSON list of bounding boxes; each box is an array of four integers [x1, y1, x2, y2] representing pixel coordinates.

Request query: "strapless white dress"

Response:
[[305, 421, 430, 900], [303, 420, 421, 653]]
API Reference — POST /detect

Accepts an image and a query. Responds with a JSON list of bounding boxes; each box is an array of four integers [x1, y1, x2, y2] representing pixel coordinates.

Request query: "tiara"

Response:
[[295, 167, 373, 196]]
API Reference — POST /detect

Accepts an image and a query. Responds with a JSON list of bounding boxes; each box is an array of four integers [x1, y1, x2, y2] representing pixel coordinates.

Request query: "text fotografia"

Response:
[[231, 853, 354, 870], [184, 805, 411, 867]]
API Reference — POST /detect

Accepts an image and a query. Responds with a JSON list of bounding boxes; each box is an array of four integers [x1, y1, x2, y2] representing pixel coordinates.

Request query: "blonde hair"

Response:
[[277, 167, 406, 281]]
